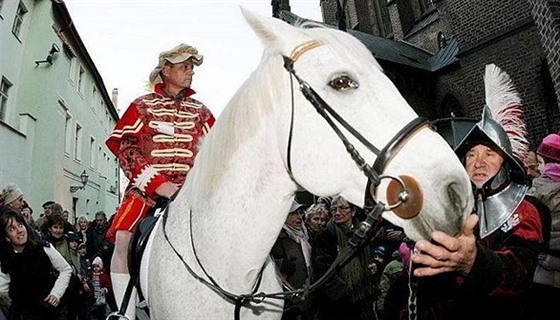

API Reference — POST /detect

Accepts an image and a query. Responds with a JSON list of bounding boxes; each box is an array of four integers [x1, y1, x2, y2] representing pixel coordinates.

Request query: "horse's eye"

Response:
[[329, 76, 359, 91]]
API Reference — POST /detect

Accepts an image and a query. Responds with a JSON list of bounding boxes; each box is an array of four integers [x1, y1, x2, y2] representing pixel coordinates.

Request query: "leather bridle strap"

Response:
[[283, 56, 382, 186], [364, 117, 430, 212], [373, 117, 430, 174]]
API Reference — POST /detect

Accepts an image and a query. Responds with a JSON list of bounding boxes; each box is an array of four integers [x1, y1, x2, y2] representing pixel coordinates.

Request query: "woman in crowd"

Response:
[[74, 216, 89, 245], [304, 203, 329, 240], [44, 214, 72, 264], [0, 206, 72, 320]]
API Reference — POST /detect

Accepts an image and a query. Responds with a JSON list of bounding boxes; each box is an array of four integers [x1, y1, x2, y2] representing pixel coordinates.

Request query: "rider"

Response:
[[408, 65, 545, 320], [105, 43, 215, 318]]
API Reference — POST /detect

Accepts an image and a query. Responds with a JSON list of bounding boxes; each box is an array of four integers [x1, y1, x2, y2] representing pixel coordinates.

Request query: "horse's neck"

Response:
[[173, 126, 296, 292]]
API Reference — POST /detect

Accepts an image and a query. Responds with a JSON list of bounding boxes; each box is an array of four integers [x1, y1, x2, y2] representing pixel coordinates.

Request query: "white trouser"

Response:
[[111, 272, 136, 320]]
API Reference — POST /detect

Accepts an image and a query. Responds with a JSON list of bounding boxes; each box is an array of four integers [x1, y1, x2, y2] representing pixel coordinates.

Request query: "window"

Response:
[[64, 113, 72, 154], [78, 66, 85, 94], [417, 0, 434, 15], [106, 155, 110, 179], [373, 0, 393, 37], [92, 86, 97, 112], [98, 147, 103, 174], [101, 152, 107, 177], [68, 57, 76, 83], [74, 123, 83, 160], [90, 137, 96, 168], [0, 77, 13, 121], [12, 1, 27, 39]]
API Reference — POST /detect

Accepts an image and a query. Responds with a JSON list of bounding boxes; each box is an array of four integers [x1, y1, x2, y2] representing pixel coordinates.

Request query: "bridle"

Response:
[[283, 40, 430, 215], [161, 39, 431, 320]]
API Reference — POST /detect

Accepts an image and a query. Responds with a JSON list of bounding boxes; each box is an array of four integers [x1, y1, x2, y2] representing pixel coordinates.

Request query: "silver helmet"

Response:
[[455, 107, 527, 186], [454, 64, 529, 238]]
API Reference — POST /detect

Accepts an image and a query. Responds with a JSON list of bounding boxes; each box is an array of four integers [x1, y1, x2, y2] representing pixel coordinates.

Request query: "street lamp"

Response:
[[70, 170, 89, 193]]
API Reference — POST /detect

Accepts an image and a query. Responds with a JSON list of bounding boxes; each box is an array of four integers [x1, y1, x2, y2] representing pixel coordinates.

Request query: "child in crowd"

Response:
[[77, 242, 90, 272], [67, 232, 91, 320], [89, 257, 111, 320]]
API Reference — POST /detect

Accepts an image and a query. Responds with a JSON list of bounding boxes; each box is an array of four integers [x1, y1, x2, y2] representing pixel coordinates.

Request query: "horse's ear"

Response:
[[241, 7, 309, 56]]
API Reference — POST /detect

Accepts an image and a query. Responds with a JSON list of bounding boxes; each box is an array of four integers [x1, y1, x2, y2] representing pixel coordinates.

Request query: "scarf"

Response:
[[545, 163, 560, 182], [282, 224, 313, 271]]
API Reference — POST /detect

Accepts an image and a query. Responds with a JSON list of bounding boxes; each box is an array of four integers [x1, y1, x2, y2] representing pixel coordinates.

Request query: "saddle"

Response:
[[128, 197, 171, 310]]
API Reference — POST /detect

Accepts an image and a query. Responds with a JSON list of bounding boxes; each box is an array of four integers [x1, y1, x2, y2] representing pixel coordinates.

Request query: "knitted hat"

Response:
[[537, 133, 560, 163], [92, 256, 103, 268], [0, 183, 23, 206], [149, 43, 203, 84]]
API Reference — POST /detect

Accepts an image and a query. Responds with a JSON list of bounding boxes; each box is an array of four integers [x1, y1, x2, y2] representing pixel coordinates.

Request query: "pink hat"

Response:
[[537, 133, 560, 162]]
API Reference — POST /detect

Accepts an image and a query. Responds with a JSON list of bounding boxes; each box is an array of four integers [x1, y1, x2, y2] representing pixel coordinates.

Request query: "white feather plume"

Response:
[[484, 64, 529, 159]]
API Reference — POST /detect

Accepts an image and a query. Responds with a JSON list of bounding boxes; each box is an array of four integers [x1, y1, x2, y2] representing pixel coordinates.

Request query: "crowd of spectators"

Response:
[[0, 188, 113, 320]]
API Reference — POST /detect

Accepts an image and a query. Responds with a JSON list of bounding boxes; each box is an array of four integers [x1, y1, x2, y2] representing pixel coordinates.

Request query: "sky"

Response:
[[64, 0, 323, 116]]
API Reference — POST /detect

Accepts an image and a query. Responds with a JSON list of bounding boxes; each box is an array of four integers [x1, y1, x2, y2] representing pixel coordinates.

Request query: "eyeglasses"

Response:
[[336, 206, 351, 211]]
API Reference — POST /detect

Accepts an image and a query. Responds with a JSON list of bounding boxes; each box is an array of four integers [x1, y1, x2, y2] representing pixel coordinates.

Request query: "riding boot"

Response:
[[111, 272, 136, 320]]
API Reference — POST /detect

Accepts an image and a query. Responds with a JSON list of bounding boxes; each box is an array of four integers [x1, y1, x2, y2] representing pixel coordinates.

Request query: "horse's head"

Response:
[[242, 10, 473, 241]]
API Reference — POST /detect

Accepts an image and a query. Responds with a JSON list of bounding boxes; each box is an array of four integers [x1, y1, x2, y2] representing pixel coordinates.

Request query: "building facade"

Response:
[[319, 0, 560, 148], [0, 0, 120, 222]]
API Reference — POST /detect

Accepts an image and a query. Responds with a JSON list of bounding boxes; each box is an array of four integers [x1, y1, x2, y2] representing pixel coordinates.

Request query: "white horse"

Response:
[[140, 9, 474, 320]]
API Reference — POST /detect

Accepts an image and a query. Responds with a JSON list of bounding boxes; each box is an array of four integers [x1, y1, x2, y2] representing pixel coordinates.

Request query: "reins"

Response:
[[161, 207, 266, 320], [160, 199, 387, 320]]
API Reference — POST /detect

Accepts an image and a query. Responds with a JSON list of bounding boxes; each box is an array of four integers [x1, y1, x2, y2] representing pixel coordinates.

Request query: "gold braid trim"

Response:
[[290, 40, 323, 62]]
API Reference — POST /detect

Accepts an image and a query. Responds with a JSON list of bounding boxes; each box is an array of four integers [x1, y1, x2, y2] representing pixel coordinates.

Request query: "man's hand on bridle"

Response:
[[411, 214, 479, 277]]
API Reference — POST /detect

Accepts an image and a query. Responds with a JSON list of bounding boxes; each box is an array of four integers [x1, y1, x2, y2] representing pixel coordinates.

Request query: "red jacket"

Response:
[[106, 83, 215, 198]]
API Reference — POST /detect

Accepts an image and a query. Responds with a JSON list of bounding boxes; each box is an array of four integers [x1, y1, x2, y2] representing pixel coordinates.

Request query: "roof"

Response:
[[279, 11, 458, 73]]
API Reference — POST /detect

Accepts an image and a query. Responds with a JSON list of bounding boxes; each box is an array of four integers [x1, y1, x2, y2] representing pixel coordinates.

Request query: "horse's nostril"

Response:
[[447, 182, 467, 228], [447, 182, 462, 211]]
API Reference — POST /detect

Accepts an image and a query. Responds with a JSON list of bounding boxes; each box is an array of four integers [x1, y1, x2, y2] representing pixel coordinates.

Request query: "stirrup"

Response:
[[105, 311, 131, 320]]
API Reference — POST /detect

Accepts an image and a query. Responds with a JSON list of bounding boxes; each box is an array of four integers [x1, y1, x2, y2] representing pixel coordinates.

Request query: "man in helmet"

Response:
[[105, 43, 215, 319], [408, 65, 545, 320]]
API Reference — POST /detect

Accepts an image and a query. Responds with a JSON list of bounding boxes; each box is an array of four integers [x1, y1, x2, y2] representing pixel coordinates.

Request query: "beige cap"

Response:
[[149, 43, 203, 84], [0, 183, 23, 206]]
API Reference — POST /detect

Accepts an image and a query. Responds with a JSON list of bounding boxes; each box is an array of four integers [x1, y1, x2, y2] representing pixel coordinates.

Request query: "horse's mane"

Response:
[[190, 53, 285, 198], [191, 24, 381, 198]]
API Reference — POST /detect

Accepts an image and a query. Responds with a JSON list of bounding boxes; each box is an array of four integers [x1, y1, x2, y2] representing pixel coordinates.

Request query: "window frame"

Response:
[[74, 122, 83, 161], [0, 76, 13, 122], [89, 136, 96, 168], [77, 65, 86, 95], [11, 1, 28, 40]]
